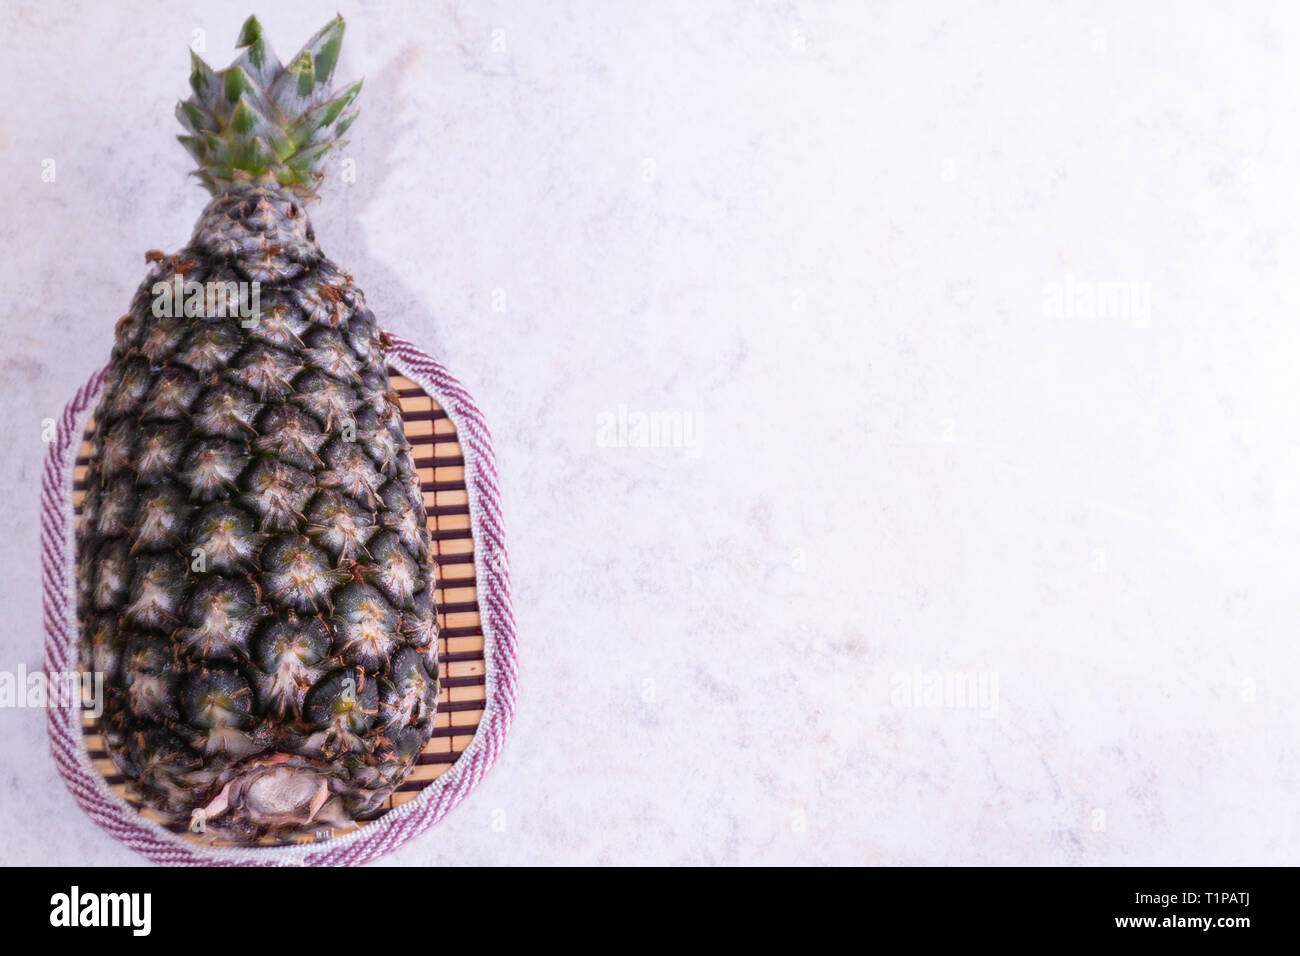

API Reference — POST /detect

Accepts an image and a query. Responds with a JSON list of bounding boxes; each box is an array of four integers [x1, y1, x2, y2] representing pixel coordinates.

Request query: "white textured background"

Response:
[[2, 1, 1298, 865]]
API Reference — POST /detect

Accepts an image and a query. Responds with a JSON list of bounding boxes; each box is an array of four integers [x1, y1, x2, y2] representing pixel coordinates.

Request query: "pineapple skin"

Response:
[[76, 183, 439, 843]]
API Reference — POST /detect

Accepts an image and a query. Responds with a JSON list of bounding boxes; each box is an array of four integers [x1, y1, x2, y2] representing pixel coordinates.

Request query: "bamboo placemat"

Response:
[[72, 369, 485, 846]]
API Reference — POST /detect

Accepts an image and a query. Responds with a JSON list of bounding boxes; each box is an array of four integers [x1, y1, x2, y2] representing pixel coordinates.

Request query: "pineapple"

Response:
[[75, 15, 439, 844]]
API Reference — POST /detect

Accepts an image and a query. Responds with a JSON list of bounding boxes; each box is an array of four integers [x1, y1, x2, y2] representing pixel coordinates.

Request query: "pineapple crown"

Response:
[[177, 14, 361, 199]]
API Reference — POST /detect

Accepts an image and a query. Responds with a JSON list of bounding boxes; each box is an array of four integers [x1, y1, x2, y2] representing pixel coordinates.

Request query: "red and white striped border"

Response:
[[42, 337, 516, 866]]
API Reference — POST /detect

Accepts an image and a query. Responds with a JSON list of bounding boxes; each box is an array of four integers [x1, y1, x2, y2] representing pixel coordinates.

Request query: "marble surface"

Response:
[[2, 1, 1299, 865]]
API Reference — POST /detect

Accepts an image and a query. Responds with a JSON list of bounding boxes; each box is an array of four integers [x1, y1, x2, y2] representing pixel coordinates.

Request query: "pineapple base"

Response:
[[186, 753, 361, 842]]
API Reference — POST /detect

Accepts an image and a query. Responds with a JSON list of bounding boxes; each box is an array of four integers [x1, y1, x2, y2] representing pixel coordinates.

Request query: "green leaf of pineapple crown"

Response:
[[176, 14, 361, 199]]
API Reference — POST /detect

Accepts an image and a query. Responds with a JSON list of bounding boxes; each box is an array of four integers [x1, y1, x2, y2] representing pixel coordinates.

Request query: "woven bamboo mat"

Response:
[[71, 369, 484, 846]]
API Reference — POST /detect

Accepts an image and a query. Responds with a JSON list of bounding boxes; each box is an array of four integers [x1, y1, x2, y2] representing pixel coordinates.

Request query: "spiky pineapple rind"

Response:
[[78, 182, 439, 843]]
